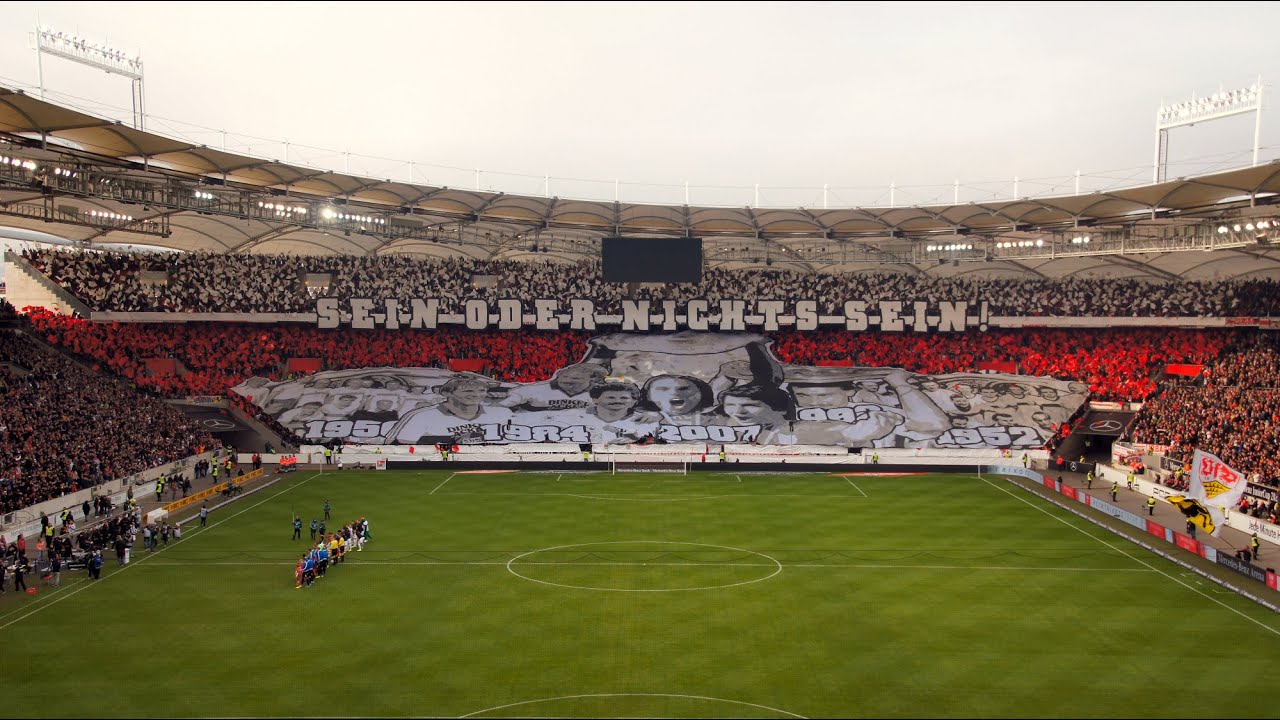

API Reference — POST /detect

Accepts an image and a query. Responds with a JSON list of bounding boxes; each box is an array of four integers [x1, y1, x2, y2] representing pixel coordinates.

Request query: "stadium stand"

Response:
[[0, 329, 217, 514], [22, 247, 1280, 317], [1128, 334, 1280, 488], [22, 309, 1227, 403], [5, 247, 1280, 520]]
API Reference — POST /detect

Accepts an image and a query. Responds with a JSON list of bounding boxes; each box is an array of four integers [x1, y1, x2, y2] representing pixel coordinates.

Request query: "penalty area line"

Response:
[[429, 473, 457, 495], [844, 476, 868, 497]]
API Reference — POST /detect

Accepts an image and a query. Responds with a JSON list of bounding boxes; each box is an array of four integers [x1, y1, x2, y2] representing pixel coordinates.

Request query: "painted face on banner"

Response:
[[284, 403, 325, 427], [554, 365, 608, 395], [594, 332, 770, 385], [791, 385, 850, 409], [609, 355, 656, 382], [594, 390, 638, 415], [648, 377, 704, 414], [723, 397, 787, 428], [233, 336, 1086, 449], [445, 383, 488, 407]]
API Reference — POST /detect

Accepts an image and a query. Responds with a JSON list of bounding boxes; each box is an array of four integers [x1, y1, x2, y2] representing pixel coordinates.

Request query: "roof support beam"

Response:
[[1101, 253, 1181, 281]]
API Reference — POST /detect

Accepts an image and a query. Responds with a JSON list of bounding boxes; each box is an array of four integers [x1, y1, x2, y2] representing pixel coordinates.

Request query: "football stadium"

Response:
[[1, 5, 1280, 718]]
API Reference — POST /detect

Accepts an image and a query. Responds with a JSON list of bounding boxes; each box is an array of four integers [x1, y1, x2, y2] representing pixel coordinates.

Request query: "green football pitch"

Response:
[[4, 468, 1278, 718]]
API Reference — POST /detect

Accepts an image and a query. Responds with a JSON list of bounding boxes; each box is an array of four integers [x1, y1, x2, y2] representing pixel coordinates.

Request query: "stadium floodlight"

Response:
[[87, 210, 133, 222], [1154, 76, 1263, 183], [33, 25, 146, 129], [257, 201, 308, 216], [1218, 226, 1229, 234]]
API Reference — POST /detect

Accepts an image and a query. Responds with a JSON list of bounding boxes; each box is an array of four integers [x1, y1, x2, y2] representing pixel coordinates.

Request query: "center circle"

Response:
[[506, 541, 782, 592]]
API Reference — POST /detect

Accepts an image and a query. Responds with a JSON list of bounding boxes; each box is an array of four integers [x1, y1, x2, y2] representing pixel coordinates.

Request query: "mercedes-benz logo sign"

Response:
[[1089, 420, 1122, 432], [201, 418, 236, 431]]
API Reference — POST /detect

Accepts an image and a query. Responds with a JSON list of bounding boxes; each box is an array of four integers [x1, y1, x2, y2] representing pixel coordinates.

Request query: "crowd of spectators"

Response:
[[23, 311, 1228, 405], [0, 329, 218, 515], [1202, 333, 1280, 388], [1128, 335, 1280, 487], [23, 247, 1280, 317], [772, 328, 1229, 402], [23, 309, 592, 388]]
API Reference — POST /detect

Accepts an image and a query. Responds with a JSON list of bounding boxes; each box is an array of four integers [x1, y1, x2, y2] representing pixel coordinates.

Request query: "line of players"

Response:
[[295, 517, 370, 589]]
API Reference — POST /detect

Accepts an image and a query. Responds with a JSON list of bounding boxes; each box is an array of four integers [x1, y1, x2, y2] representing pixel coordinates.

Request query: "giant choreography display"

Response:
[[233, 333, 1087, 448]]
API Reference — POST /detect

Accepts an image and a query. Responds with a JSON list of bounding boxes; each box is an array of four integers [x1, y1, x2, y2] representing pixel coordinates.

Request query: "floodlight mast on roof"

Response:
[[32, 24, 146, 130], [1153, 76, 1263, 183]]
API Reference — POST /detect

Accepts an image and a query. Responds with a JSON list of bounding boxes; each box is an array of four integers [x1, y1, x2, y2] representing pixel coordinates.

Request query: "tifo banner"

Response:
[[232, 332, 1087, 448], [315, 297, 992, 333], [1168, 449, 1250, 536]]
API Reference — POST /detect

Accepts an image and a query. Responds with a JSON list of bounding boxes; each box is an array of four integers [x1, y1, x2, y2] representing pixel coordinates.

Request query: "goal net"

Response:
[[610, 460, 689, 475]]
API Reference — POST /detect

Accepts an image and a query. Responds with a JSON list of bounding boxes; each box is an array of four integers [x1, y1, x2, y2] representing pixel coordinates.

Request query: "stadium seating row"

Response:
[[23, 247, 1280, 317]]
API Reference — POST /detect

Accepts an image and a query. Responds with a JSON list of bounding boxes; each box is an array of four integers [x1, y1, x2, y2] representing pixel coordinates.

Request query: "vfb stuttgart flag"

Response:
[[1179, 450, 1249, 537]]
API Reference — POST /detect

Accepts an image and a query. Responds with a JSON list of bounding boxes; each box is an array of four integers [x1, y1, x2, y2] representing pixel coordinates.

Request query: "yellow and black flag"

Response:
[[1166, 495, 1215, 535]]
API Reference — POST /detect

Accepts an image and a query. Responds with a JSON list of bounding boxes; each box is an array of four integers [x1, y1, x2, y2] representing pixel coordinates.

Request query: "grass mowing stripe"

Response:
[[982, 476, 1280, 636], [0, 471, 321, 633]]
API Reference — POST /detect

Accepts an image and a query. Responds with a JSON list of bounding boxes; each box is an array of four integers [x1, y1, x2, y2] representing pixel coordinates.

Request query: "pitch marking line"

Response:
[[0, 472, 323, 633], [0, 577, 89, 624], [983, 478, 1280, 637], [505, 541, 783, 592], [142, 560, 1156, 573], [440, 492, 868, 499], [843, 477, 868, 497], [460, 693, 806, 719], [429, 473, 457, 495]]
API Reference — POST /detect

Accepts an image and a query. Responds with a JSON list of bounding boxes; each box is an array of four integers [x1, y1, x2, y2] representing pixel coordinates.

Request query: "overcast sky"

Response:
[[1, 1, 1279, 210]]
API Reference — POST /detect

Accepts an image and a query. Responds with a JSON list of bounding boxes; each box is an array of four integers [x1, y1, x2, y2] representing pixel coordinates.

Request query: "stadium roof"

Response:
[[3, 84, 1280, 281]]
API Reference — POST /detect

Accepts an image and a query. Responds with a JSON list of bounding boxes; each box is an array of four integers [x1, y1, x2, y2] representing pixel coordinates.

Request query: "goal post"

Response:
[[609, 459, 689, 475]]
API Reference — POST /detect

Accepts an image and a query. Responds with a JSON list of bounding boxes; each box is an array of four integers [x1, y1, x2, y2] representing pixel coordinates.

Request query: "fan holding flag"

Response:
[[1165, 449, 1249, 537]]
